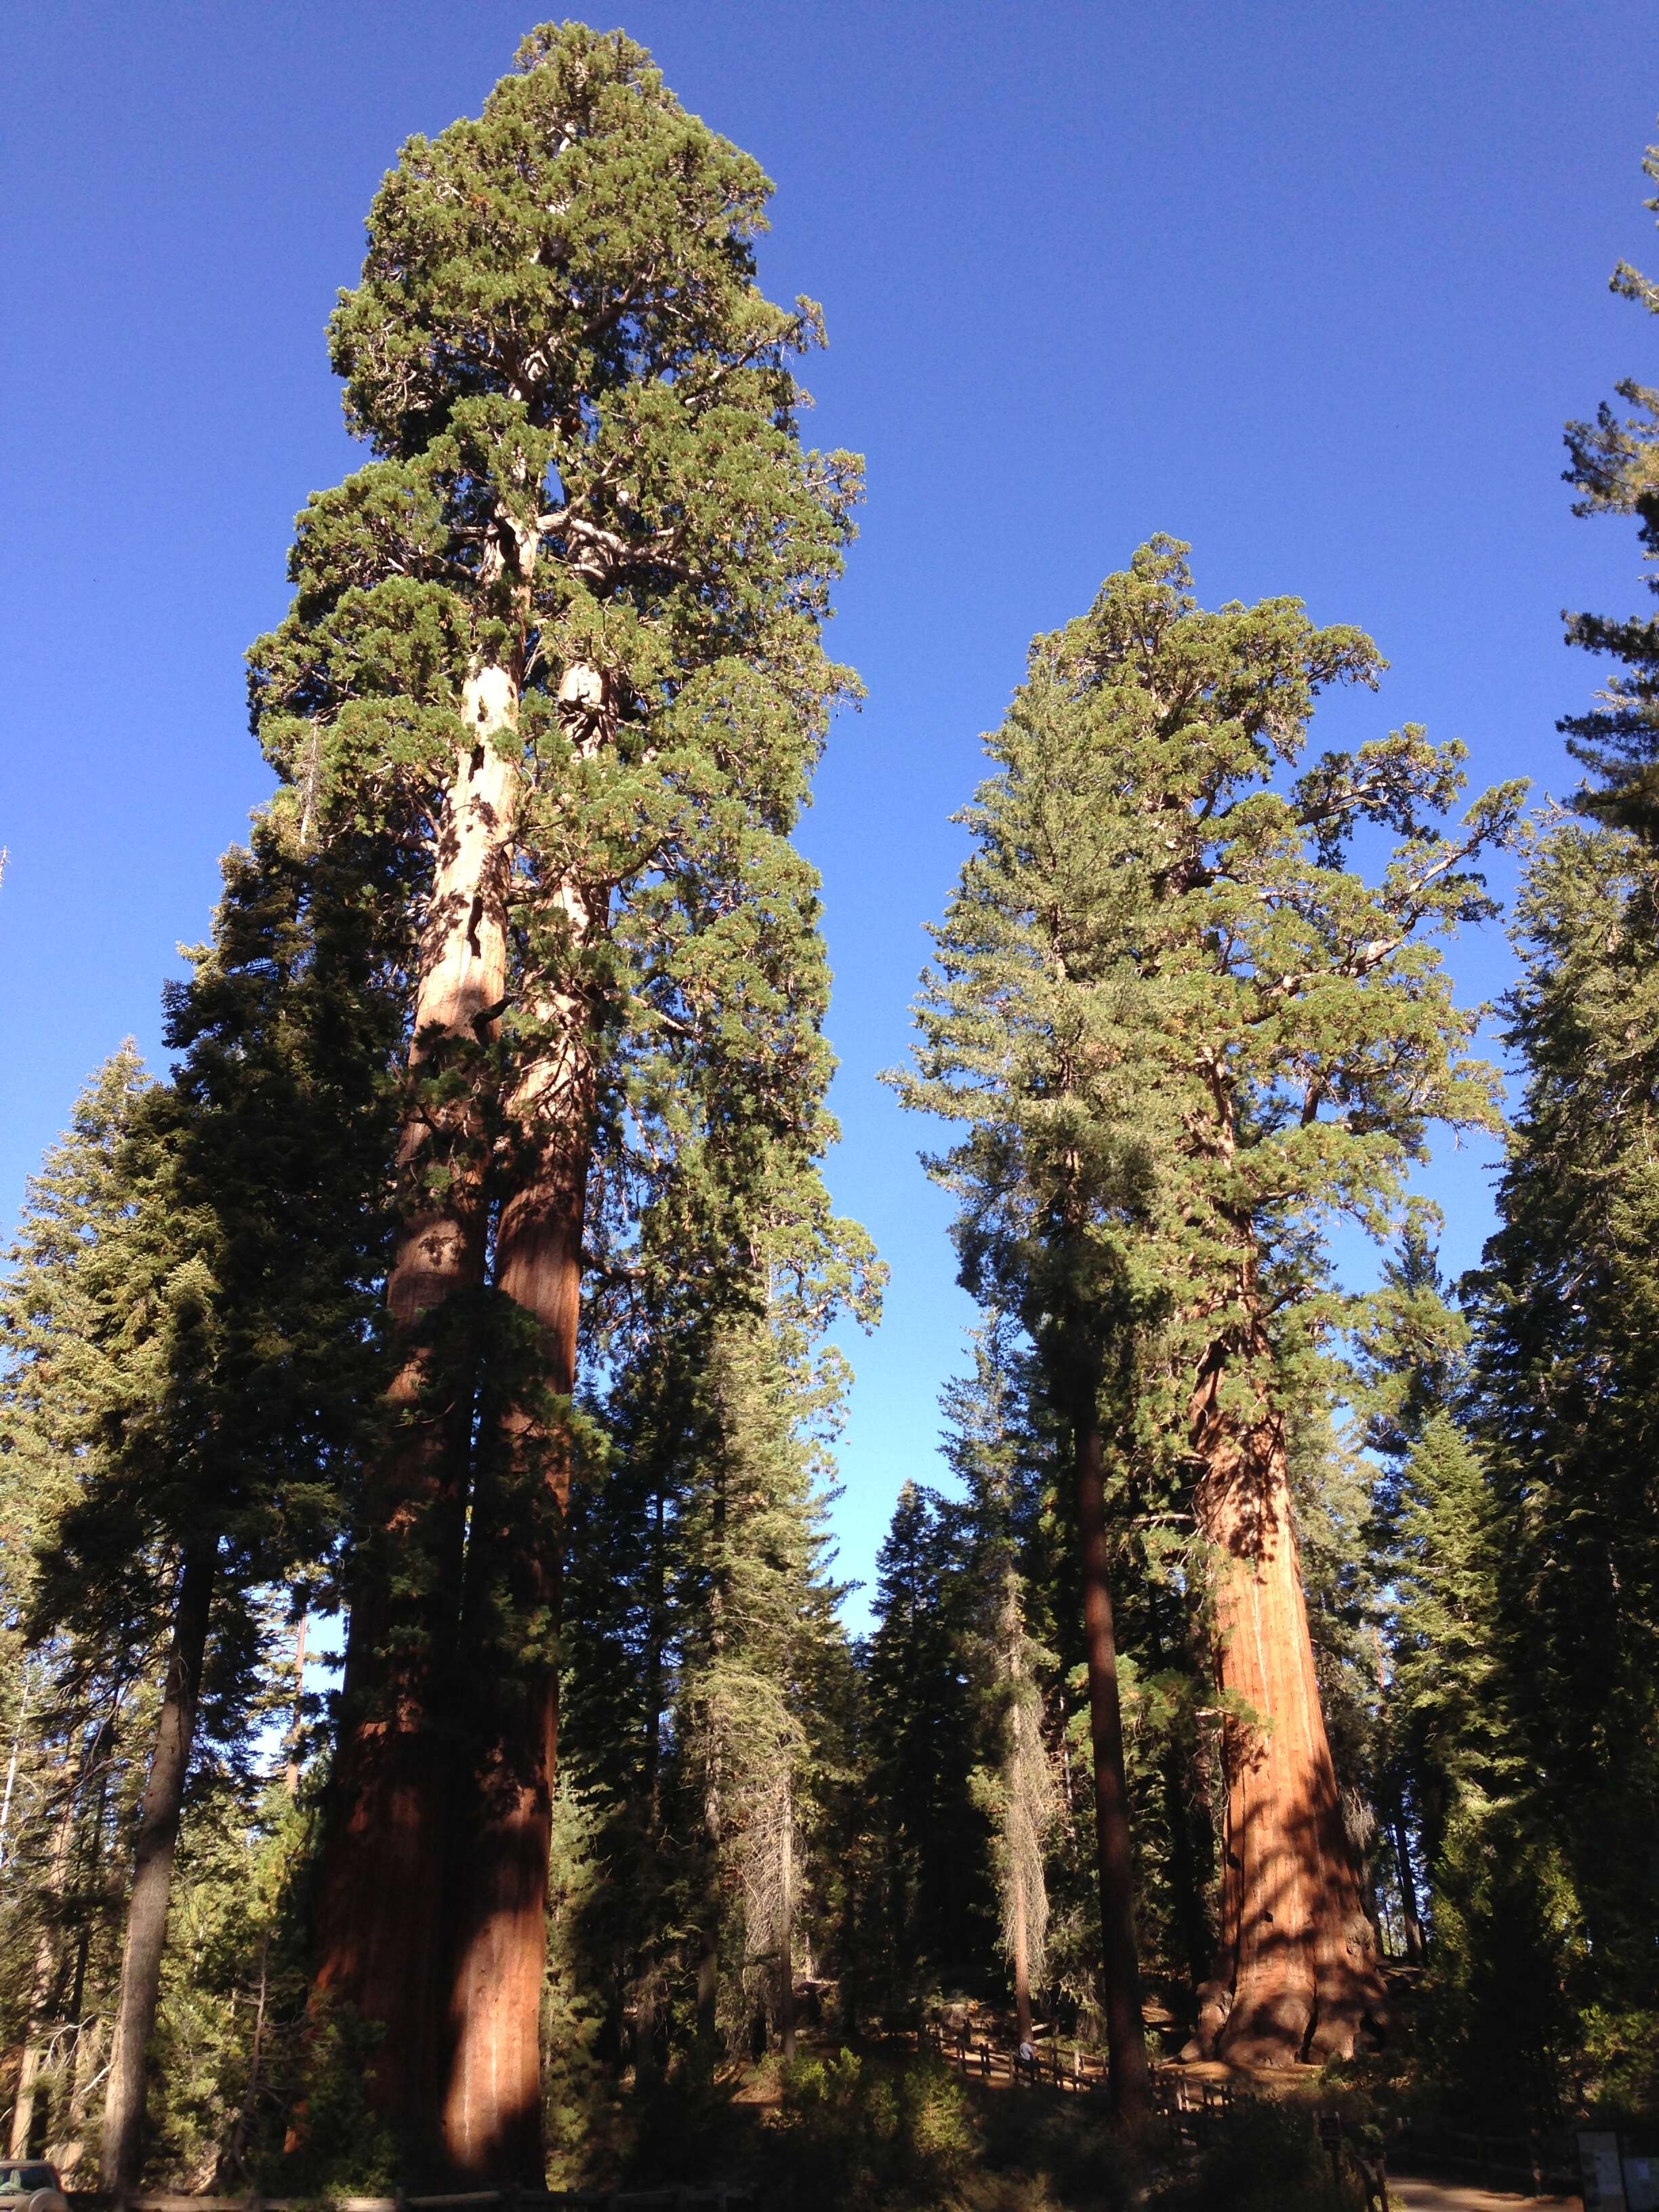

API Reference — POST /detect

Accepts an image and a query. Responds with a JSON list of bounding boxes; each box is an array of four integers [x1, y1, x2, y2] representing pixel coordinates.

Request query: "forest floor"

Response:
[[1387, 2177, 1580, 2211]]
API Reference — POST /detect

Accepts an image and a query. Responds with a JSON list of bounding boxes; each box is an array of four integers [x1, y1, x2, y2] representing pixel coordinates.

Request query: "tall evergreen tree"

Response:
[[5, 819, 398, 2190], [1462, 820, 1659, 2064], [0, 1052, 153, 2174], [249, 24, 862, 2171], [902, 538, 1521, 2070], [1560, 129, 1659, 840], [859, 1481, 991, 2018]]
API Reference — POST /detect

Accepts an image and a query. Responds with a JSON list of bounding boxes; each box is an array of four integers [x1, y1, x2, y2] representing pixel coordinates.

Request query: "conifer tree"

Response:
[[940, 1322, 1056, 2047], [1461, 820, 1659, 2066], [4, 820, 396, 2190], [860, 1482, 990, 2018], [1560, 129, 1659, 838], [902, 539, 1521, 2072], [249, 27, 860, 2164], [1350, 1225, 1467, 1961], [0, 1052, 152, 2171]]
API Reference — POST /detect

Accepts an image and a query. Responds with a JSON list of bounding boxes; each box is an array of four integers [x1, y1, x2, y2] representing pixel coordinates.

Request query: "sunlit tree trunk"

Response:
[[314, 542, 527, 2139], [1009, 1845, 1034, 2049], [442, 663, 605, 2179], [777, 1776, 796, 2062], [101, 1540, 216, 2194], [1190, 1330, 1387, 2064], [283, 1614, 307, 1801], [994, 1569, 1048, 2053]]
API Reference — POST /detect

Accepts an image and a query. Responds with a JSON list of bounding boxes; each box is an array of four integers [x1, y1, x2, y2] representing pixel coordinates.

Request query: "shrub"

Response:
[[1153, 2100, 1365, 2212], [767, 2048, 976, 2210]]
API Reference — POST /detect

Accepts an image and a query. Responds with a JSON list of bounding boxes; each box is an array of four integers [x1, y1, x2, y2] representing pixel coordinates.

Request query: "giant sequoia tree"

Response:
[[249, 24, 861, 2174], [903, 539, 1521, 2070]]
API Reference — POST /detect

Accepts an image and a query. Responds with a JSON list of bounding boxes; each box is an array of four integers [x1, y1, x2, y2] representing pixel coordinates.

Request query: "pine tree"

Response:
[[250, 27, 861, 2165], [2, 817, 398, 2190], [860, 1482, 991, 2020], [1462, 820, 1659, 2062], [1350, 1224, 1468, 1962], [1560, 129, 1659, 838], [901, 537, 1522, 2071], [0, 1054, 153, 2173]]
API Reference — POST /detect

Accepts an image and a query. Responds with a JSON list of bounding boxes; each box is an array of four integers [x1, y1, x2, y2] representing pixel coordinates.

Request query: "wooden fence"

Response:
[[1389, 2118, 1578, 2198], [68, 2191, 753, 2211], [918, 2019, 1127, 2096]]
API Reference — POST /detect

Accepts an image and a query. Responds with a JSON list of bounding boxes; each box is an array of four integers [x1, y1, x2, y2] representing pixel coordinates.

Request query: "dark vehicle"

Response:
[[0, 2164, 69, 2212]]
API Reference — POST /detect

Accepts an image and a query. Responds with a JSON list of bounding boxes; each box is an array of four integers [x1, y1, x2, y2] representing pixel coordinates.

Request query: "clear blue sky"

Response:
[[3, 0, 1656, 1624]]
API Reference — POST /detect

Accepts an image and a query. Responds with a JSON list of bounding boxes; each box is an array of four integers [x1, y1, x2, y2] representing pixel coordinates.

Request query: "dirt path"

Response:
[[1389, 2173, 1580, 2211]]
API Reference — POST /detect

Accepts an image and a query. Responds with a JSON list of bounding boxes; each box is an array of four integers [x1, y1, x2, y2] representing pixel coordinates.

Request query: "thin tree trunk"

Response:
[[283, 1616, 308, 1801], [100, 1540, 216, 2194], [777, 1778, 796, 2062], [643, 1483, 665, 1821], [0, 1673, 30, 1869], [1075, 1422, 1150, 2120], [313, 598, 524, 2142], [441, 664, 607, 2182], [1161, 1746, 1211, 1998], [1190, 1342, 1387, 2064], [1393, 1809, 1425, 1963], [1010, 1843, 1034, 2049], [224, 1931, 270, 2182], [9, 1762, 79, 2157], [58, 1725, 115, 2166]]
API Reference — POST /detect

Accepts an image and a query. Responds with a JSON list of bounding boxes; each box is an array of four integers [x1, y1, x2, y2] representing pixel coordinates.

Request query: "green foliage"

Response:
[[1580, 2007, 1659, 2121], [1153, 2101, 1365, 2212], [897, 535, 1521, 1437], [541, 1780, 613, 2185], [1417, 1806, 1582, 2130], [855, 1481, 996, 2018], [1560, 132, 1659, 838], [769, 2049, 975, 2211]]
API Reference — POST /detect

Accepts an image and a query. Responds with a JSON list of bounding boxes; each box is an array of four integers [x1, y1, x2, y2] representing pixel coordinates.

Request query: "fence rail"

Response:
[[1389, 2119, 1578, 2197], [67, 2192, 754, 2211], [918, 2020, 1115, 2095]]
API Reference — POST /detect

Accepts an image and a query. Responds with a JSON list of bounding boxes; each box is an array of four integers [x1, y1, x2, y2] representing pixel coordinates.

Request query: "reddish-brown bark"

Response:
[[1075, 1422, 1152, 2120], [441, 665, 609, 2177], [312, 647, 521, 2139], [1190, 1338, 1387, 2065], [441, 1077, 588, 2179]]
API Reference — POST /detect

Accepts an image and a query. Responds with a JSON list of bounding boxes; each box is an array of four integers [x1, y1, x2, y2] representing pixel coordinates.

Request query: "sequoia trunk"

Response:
[[440, 1094, 586, 2177], [440, 666, 607, 2178], [312, 633, 523, 2139], [1075, 1422, 1151, 2119], [101, 1540, 216, 2194], [1191, 1344, 1387, 2064]]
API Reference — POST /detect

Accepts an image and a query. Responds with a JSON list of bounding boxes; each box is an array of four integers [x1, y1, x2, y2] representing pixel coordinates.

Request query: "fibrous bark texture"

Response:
[[314, 649, 520, 2142], [441, 1097, 587, 2179], [441, 664, 605, 2174], [100, 1540, 216, 2193], [1075, 1424, 1151, 2119], [1191, 1346, 1387, 2065]]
